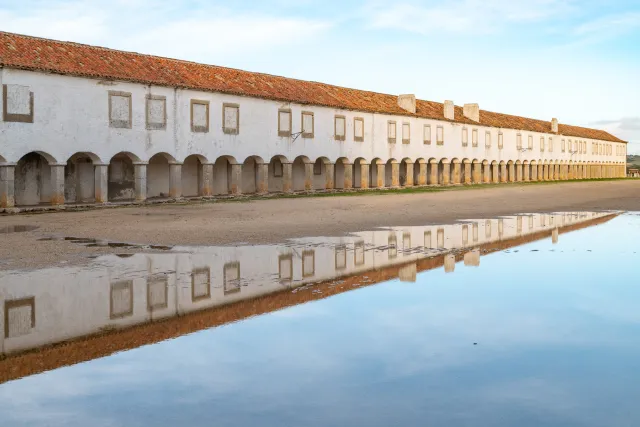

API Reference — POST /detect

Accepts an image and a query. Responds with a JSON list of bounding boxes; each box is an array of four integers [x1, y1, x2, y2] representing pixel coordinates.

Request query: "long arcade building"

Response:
[[0, 32, 628, 208]]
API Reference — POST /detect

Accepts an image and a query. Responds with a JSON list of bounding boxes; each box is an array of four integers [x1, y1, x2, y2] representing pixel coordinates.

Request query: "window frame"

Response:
[[354, 117, 364, 142], [301, 111, 314, 138], [424, 124, 432, 145], [498, 132, 504, 149], [387, 120, 397, 144], [485, 131, 491, 148], [402, 122, 411, 144], [436, 126, 444, 145], [472, 129, 478, 147], [145, 94, 166, 130], [462, 127, 468, 147], [109, 90, 133, 129], [278, 108, 292, 137], [334, 115, 346, 141], [190, 99, 210, 133], [222, 102, 240, 135]]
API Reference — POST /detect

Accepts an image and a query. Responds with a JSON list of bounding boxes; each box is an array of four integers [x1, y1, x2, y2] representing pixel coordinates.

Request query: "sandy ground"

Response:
[[1, 180, 639, 270]]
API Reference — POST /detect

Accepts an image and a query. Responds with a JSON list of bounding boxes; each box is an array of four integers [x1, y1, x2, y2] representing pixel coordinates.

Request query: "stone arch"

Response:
[[147, 152, 178, 199], [334, 157, 351, 190], [498, 160, 506, 183], [491, 160, 499, 183], [293, 155, 311, 192], [506, 160, 515, 182], [450, 158, 460, 184], [353, 157, 368, 189], [385, 158, 398, 187], [482, 160, 490, 183], [438, 158, 449, 185], [108, 152, 141, 201], [399, 158, 413, 187], [370, 158, 384, 188], [313, 157, 332, 190], [414, 158, 426, 185], [65, 152, 102, 203], [182, 154, 209, 197], [241, 155, 266, 194], [268, 155, 290, 192], [14, 151, 59, 206], [522, 160, 530, 181], [461, 159, 471, 184], [213, 155, 239, 195], [428, 158, 438, 185]]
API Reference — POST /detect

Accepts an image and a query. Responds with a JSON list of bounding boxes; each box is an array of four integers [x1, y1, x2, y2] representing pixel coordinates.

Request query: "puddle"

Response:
[[1, 210, 638, 426], [0, 224, 38, 233], [39, 236, 173, 251]]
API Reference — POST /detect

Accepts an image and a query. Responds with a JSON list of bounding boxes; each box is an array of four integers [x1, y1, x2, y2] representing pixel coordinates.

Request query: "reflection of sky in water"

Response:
[[2, 214, 640, 427]]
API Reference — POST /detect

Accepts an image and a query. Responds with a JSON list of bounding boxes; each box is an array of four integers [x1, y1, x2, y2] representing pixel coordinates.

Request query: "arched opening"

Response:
[[353, 158, 367, 189], [414, 159, 425, 185], [268, 155, 289, 192], [507, 161, 514, 182], [490, 161, 498, 183], [292, 156, 309, 192], [450, 158, 460, 184], [108, 152, 139, 201], [65, 152, 100, 203], [182, 155, 206, 197], [370, 159, 382, 188], [385, 159, 396, 187], [399, 158, 411, 186], [147, 153, 176, 199], [498, 161, 505, 182], [427, 159, 437, 185], [437, 159, 447, 185], [241, 156, 264, 194], [334, 157, 350, 189], [313, 157, 330, 190], [213, 156, 236, 195], [461, 159, 470, 184], [15, 152, 56, 206]]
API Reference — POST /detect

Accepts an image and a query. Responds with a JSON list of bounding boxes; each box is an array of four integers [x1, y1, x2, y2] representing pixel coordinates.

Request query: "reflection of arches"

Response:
[[241, 155, 264, 194], [213, 155, 238, 195], [147, 153, 177, 198], [400, 158, 412, 186], [313, 157, 331, 190], [292, 156, 310, 191], [334, 157, 350, 189], [65, 152, 101, 203], [15, 152, 56, 206], [268, 155, 290, 192], [182, 154, 208, 197], [385, 159, 397, 187], [108, 152, 138, 201]]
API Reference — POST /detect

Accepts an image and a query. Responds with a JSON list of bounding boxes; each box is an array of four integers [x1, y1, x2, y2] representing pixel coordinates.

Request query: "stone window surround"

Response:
[[222, 103, 240, 135], [278, 108, 292, 137], [540, 136, 545, 152], [549, 137, 553, 152], [498, 132, 504, 149], [191, 267, 211, 301], [110, 280, 133, 319], [472, 129, 478, 147], [3, 84, 34, 123], [387, 120, 397, 144], [147, 274, 169, 310], [354, 241, 365, 266], [223, 261, 241, 295], [354, 117, 364, 142], [4, 297, 35, 338], [334, 115, 346, 141], [335, 245, 347, 270], [516, 133, 522, 149], [485, 131, 491, 148], [462, 127, 468, 147], [424, 124, 432, 145], [108, 90, 132, 129], [279, 254, 294, 282], [302, 250, 315, 278], [562, 139, 566, 152], [402, 122, 410, 144], [436, 126, 444, 145], [145, 94, 166, 130], [190, 99, 210, 133], [301, 111, 314, 138]]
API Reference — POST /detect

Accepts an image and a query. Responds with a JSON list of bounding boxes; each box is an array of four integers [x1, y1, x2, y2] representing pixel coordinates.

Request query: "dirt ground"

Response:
[[1, 180, 639, 270]]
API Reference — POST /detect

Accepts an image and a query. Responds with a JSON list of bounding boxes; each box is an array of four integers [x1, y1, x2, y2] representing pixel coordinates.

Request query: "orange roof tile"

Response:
[[0, 31, 625, 143]]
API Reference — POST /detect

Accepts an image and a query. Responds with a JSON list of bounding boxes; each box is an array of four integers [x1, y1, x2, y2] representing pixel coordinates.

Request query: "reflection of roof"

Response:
[[0, 214, 617, 384], [0, 31, 624, 144]]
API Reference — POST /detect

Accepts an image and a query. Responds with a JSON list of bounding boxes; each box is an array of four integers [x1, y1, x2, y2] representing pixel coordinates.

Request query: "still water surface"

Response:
[[0, 211, 639, 427]]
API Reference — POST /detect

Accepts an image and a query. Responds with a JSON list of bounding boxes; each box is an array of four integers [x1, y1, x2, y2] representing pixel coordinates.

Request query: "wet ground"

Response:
[[0, 211, 638, 426]]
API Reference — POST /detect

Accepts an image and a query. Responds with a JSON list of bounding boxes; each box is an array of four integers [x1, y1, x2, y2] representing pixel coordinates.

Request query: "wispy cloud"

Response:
[[587, 117, 640, 153]]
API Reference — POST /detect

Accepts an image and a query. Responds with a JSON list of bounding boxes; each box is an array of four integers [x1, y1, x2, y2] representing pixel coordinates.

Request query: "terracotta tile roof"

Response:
[[0, 31, 625, 143]]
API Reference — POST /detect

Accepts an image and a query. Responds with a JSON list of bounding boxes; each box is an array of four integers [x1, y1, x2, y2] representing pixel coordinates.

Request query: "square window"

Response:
[[279, 254, 294, 281], [302, 250, 315, 277], [147, 274, 168, 310], [191, 268, 211, 301], [110, 280, 133, 319], [472, 129, 478, 147], [190, 99, 210, 133], [387, 120, 397, 143], [335, 115, 346, 141], [4, 297, 35, 338], [528, 135, 534, 149], [462, 128, 468, 147], [424, 124, 432, 145], [354, 241, 365, 266], [388, 234, 397, 259], [485, 131, 491, 148], [146, 95, 166, 130], [224, 262, 241, 295], [402, 122, 410, 144], [516, 134, 523, 149], [302, 111, 314, 138], [498, 133, 504, 149], [223, 103, 240, 135], [436, 126, 444, 145], [278, 109, 292, 137], [3, 84, 34, 123], [109, 91, 132, 129], [335, 245, 347, 270], [354, 117, 364, 142]]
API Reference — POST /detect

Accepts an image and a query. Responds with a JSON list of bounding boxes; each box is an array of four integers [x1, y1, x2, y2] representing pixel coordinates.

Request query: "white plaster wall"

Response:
[[0, 69, 626, 168]]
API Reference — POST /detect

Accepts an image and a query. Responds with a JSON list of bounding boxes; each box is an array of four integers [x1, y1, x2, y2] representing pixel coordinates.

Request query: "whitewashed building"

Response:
[[0, 32, 628, 208]]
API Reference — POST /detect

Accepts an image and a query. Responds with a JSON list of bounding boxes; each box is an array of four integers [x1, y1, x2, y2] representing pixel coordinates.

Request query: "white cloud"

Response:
[[587, 117, 640, 154]]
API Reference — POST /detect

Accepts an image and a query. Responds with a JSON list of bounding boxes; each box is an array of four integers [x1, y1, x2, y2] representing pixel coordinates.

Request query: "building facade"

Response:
[[0, 32, 628, 208]]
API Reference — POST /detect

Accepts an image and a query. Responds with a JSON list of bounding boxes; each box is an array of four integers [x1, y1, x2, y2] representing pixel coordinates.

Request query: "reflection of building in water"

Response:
[[0, 212, 616, 370]]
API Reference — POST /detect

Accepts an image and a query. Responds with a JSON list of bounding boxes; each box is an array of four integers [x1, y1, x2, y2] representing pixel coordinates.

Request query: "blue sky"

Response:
[[2, 0, 639, 152]]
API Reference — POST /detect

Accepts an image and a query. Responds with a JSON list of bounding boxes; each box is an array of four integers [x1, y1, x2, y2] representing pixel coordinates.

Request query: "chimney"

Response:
[[398, 94, 416, 114], [551, 118, 558, 133], [463, 103, 480, 122], [444, 100, 455, 120]]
